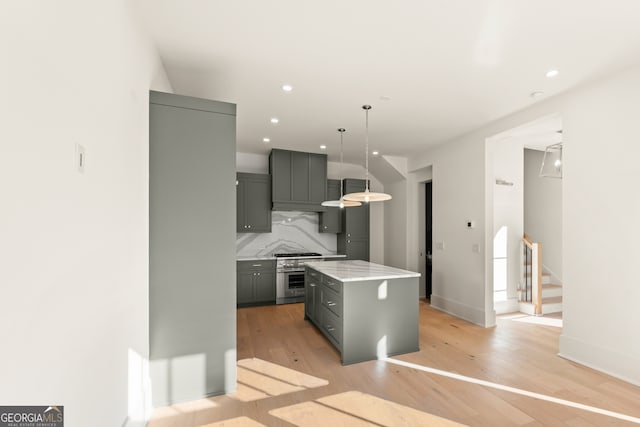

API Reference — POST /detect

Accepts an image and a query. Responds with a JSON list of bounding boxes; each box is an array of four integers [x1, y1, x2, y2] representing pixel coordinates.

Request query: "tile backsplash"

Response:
[[236, 211, 337, 257]]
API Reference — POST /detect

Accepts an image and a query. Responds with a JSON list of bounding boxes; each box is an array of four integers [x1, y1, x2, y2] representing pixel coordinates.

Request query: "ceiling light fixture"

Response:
[[343, 105, 392, 203], [322, 128, 361, 208], [545, 69, 559, 78], [320, 145, 327, 150], [281, 84, 293, 92], [372, 151, 380, 156], [270, 117, 279, 124], [262, 137, 271, 143], [539, 142, 562, 178]]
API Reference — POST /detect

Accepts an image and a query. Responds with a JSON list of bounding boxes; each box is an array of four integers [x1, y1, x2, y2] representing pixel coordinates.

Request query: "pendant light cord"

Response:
[[363, 105, 371, 192], [339, 128, 345, 199]]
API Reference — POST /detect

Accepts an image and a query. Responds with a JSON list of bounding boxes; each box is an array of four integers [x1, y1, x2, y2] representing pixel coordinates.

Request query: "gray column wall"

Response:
[[149, 91, 237, 406]]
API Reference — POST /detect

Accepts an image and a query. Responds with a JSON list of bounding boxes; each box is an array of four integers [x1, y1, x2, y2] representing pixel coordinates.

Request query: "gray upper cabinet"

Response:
[[309, 153, 327, 203], [237, 173, 271, 233], [319, 179, 342, 233], [270, 149, 327, 212], [337, 178, 370, 260]]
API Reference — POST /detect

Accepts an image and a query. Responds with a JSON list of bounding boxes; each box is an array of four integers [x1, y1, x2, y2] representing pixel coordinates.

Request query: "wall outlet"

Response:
[[472, 244, 480, 253], [436, 242, 445, 250], [466, 220, 476, 229]]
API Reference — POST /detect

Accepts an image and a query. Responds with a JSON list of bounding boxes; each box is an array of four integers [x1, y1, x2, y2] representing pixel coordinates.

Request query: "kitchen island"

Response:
[[304, 260, 420, 365]]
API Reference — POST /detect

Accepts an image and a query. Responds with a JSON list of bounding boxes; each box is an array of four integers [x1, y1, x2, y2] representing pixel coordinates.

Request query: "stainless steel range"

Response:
[[275, 252, 323, 304]]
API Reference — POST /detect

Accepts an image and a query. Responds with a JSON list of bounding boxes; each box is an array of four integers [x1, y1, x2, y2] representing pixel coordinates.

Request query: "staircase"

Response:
[[519, 272, 563, 315], [518, 235, 563, 316]]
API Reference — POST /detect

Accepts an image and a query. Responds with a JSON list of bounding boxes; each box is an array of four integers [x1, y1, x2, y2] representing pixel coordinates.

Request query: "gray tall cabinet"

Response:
[[149, 91, 236, 406], [337, 179, 370, 260]]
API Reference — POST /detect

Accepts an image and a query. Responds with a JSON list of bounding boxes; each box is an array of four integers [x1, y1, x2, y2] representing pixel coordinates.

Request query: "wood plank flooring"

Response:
[[149, 301, 640, 426]]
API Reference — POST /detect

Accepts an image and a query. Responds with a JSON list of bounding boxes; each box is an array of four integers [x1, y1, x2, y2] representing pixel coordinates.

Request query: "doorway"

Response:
[[425, 182, 432, 299]]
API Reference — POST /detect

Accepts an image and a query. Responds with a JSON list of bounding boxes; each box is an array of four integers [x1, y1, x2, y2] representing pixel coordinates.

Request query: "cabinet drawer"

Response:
[[321, 285, 342, 317], [306, 271, 320, 288], [237, 260, 275, 272], [320, 305, 342, 345], [321, 275, 342, 294]]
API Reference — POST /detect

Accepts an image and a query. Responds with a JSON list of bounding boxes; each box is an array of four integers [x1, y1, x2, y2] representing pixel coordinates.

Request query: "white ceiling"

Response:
[[135, 0, 640, 164]]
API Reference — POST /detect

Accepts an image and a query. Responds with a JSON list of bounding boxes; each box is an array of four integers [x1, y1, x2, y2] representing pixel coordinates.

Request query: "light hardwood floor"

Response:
[[149, 301, 640, 426]]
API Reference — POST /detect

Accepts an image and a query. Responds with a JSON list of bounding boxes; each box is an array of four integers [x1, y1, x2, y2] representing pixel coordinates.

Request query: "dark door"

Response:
[[425, 182, 432, 299]]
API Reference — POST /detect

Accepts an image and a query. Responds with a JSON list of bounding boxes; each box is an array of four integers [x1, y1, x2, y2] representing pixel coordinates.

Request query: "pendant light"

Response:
[[343, 105, 392, 203], [321, 128, 362, 208]]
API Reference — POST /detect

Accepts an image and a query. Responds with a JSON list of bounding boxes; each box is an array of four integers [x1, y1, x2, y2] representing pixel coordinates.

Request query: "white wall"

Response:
[[236, 153, 385, 263], [407, 139, 489, 325], [524, 149, 563, 281], [403, 63, 640, 384], [489, 136, 524, 314], [0, 2, 171, 426], [384, 180, 408, 269], [559, 65, 640, 385]]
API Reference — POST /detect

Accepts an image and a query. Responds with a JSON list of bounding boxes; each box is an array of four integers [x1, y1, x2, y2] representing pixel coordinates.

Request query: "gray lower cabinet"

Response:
[[237, 260, 276, 307], [304, 268, 321, 321], [305, 265, 419, 365], [270, 148, 327, 212], [237, 173, 271, 233], [319, 179, 342, 233], [337, 178, 369, 260]]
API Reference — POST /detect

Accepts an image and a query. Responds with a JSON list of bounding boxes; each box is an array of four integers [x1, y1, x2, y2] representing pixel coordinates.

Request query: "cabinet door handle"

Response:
[[325, 325, 336, 332], [252, 264, 262, 267], [257, 272, 260, 276], [327, 301, 336, 306], [309, 283, 317, 287], [248, 225, 251, 229]]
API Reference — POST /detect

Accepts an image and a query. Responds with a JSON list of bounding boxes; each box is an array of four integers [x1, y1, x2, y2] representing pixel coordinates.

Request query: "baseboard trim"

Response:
[[430, 295, 494, 327], [494, 298, 519, 315], [559, 334, 640, 387]]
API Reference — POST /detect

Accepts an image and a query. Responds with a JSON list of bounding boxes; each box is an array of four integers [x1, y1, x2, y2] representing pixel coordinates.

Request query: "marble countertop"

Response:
[[305, 260, 420, 282], [237, 253, 347, 262]]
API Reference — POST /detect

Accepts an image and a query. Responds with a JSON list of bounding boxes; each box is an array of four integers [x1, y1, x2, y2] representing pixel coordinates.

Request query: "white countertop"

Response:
[[305, 260, 420, 282]]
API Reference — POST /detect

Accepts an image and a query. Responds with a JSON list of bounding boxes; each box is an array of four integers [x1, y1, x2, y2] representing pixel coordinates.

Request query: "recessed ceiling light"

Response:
[[545, 69, 559, 78], [372, 151, 380, 156], [263, 137, 271, 143], [270, 117, 279, 124], [282, 84, 293, 92], [320, 145, 327, 150], [530, 91, 545, 99]]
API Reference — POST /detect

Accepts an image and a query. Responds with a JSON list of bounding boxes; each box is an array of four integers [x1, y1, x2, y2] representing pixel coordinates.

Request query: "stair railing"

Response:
[[521, 234, 543, 315]]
